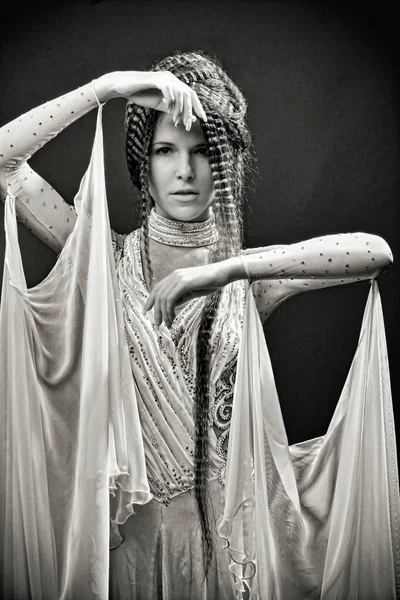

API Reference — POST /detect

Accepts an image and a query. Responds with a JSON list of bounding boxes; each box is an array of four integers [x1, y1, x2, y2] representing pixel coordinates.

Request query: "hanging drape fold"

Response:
[[218, 281, 400, 599], [0, 107, 151, 600]]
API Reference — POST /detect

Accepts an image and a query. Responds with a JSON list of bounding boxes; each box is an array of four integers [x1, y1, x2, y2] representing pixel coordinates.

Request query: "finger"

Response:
[[173, 90, 184, 125], [144, 280, 162, 311], [167, 99, 175, 115], [183, 93, 193, 131], [151, 279, 173, 327], [144, 294, 154, 312], [159, 294, 171, 327], [163, 85, 175, 113], [160, 283, 179, 327], [191, 90, 207, 122], [165, 296, 177, 326], [159, 280, 184, 326], [153, 297, 163, 328]]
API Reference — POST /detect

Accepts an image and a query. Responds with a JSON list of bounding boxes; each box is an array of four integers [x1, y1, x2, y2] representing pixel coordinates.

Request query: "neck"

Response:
[[146, 207, 219, 247]]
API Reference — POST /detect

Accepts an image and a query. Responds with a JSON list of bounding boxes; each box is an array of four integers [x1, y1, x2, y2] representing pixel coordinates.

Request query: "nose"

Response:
[[176, 152, 195, 180]]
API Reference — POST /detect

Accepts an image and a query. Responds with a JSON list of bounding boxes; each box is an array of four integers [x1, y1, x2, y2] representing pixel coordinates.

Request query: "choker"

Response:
[[146, 208, 219, 247]]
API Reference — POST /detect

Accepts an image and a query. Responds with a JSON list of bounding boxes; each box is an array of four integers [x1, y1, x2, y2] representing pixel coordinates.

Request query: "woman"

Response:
[[0, 51, 396, 599]]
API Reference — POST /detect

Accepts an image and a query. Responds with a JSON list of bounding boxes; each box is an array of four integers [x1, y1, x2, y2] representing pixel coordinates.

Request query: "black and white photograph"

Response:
[[0, 2, 399, 598]]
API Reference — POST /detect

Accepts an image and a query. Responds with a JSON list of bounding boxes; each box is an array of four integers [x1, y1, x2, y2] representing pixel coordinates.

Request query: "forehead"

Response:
[[153, 113, 206, 144]]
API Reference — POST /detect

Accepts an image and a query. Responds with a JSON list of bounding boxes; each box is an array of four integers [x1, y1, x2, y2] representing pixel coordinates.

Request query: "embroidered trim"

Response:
[[147, 207, 219, 247]]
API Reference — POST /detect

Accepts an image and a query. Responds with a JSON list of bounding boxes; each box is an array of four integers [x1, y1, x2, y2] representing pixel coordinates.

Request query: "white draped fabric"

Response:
[[0, 107, 151, 600], [1, 105, 399, 600], [218, 279, 400, 599]]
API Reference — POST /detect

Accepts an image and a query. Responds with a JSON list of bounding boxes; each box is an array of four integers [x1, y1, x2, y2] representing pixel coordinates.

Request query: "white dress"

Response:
[[0, 93, 398, 599]]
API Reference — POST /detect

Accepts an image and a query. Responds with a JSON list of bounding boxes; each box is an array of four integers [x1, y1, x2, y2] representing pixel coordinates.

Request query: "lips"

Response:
[[172, 190, 199, 195]]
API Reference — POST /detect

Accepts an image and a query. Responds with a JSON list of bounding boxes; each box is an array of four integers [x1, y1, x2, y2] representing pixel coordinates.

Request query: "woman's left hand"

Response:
[[144, 259, 241, 328]]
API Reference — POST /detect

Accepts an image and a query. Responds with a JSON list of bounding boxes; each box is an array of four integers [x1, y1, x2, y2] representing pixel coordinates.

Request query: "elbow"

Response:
[[373, 234, 393, 268], [361, 233, 393, 273]]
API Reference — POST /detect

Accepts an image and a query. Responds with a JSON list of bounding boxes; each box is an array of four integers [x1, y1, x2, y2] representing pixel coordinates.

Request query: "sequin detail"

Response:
[[147, 207, 219, 247], [114, 229, 246, 503]]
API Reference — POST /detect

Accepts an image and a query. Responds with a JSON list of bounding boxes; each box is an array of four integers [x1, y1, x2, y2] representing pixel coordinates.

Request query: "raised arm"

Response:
[[0, 70, 207, 253], [0, 82, 101, 252]]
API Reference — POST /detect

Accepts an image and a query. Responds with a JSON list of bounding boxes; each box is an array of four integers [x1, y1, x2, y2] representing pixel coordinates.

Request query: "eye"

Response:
[[195, 147, 208, 156], [155, 146, 172, 155]]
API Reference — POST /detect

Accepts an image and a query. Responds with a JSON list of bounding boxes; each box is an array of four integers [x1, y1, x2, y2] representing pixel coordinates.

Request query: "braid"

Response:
[[194, 289, 221, 576], [124, 50, 254, 578], [126, 108, 157, 281], [139, 160, 154, 284], [200, 112, 244, 262]]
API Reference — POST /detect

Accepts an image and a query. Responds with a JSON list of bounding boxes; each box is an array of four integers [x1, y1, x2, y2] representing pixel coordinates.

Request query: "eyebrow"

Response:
[[151, 141, 207, 148]]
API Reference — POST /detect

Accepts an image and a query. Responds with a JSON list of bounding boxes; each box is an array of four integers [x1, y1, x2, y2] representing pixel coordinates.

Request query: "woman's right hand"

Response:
[[94, 71, 207, 130]]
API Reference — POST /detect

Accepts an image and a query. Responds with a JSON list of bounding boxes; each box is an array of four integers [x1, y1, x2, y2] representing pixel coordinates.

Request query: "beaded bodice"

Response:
[[113, 229, 247, 504]]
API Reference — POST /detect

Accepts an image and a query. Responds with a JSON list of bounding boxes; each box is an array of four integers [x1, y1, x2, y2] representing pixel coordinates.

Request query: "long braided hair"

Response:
[[124, 50, 253, 575]]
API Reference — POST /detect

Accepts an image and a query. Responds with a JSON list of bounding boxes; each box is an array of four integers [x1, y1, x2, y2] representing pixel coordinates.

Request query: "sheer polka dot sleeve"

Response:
[[239, 233, 393, 323], [0, 81, 100, 252], [240, 233, 393, 282]]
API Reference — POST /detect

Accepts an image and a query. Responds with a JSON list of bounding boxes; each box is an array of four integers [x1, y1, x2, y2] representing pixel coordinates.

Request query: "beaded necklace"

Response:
[[147, 207, 219, 247]]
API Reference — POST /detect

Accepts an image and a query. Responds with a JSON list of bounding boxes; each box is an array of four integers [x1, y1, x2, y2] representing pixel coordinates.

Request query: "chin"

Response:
[[158, 203, 212, 223]]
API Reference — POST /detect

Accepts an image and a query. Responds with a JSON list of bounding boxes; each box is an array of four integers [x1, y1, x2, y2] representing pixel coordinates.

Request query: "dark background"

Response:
[[0, 0, 399, 447]]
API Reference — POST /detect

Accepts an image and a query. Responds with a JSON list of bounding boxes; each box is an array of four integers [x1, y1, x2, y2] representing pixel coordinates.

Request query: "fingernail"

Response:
[[175, 118, 180, 127], [185, 120, 191, 131]]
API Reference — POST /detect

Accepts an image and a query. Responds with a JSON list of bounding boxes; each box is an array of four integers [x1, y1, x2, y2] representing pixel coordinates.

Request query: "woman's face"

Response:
[[148, 113, 215, 222]]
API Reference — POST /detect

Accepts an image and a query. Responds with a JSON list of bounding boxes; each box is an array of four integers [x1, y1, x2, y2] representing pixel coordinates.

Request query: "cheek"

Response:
[[148, 161, 163, 197], [196, 158, 212, 184], [149, 159, 172, 186], [203, 165, 214, 194]]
